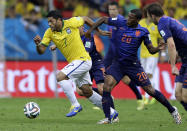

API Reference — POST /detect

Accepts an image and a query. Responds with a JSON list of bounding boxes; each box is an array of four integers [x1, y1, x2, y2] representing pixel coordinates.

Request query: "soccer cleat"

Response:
[[143, 95, 149, 105], [112, 117, 119, 123], [137, 100, 144, 110], [171, 106, 182, 124], [66, 105, 82, 117], [92, 106, 101, 110], [149, 98, 156, 105], [110, 110, 119, 123], [97, 118, 112, 124]]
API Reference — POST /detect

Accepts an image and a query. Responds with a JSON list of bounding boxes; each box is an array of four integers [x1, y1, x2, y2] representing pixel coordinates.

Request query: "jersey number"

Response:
[[121, 33, 132, 43], [137, 72, 147, 81], [183, 27, 187, 31]]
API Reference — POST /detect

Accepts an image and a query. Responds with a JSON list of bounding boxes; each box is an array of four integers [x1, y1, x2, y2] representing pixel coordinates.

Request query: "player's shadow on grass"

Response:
[[5, 118, 96, 125]]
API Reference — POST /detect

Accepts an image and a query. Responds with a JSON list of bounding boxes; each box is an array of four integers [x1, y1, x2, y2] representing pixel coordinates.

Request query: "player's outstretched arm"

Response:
[[82, 16, 96, 28], [97, 29, 111, 36], [85, 16, 109, 38], [82, 16, 110, 37], [34, 35, 47, 54], [167, 37, 179, 75], [146, 42, 164, 54]]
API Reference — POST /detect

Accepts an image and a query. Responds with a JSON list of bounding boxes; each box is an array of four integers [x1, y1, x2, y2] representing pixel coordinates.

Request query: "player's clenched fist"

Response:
[[50, 45, 57, 51], [34, 35, 41, 46]]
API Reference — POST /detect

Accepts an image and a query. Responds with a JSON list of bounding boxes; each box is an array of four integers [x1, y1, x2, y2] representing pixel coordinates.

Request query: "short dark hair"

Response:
[[130, 9, 142, 20], [46, 10, 63, 20], [143, 5, 148, 18], [108, 1, 119, 8], [146, 3, 164, 17]]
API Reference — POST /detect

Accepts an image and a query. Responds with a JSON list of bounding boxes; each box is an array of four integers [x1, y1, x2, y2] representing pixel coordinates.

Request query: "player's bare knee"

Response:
[[80, 85, 93, 98], [56, 74, 61, 82], [82, 88, 92, 98], [56, 72, 68, 82], [97, 83, 104, 95], [147, 74, 153, 79], [175, 96, 182, 102], [122, 76, 131, 85], [76, 88, 84, 96], [103, 82, 112, 91], [103, 75, 116, 92], [175, 91, 182, 101], [143, 85, 155, 96], [182, 95, 187, 103], [98, 87, 103, 96]]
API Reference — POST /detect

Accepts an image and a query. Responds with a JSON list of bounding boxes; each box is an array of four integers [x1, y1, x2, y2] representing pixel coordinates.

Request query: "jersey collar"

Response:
[[60, 20, 64, 32]]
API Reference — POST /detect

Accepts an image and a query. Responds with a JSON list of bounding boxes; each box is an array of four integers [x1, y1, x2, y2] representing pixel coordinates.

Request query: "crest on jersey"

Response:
[[66, 28, 71, 34], [151, 26, 155, 31], [85, 41, 91, 48], [135, 30, 141, 36]]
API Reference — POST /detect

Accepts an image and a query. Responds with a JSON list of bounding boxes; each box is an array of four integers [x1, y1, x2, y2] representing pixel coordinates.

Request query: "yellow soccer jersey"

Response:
[[41, 17, 91, 63], [139, 19, 161, 58]]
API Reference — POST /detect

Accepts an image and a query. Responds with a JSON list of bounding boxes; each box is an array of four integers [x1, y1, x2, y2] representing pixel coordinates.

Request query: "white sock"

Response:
[[88, 90, 103, 109], [88, 90, 115, 115], [58, 80, 80, 107]]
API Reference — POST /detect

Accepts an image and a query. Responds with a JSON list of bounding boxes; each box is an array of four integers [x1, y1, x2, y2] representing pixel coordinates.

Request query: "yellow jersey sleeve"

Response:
[[65, 17, 84, 28], [41, 28, 52, 46]]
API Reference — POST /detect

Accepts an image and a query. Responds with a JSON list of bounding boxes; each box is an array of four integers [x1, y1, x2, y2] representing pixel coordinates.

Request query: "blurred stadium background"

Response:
[[0, 0, 187, 98]]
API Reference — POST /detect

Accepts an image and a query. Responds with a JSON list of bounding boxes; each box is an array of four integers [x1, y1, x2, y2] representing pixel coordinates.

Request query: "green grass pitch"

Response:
[[0, 98, 186, 131]]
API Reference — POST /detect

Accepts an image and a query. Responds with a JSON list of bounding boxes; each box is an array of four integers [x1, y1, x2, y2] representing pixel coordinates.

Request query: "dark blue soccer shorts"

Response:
[[104, 45, 115, 69], [106, 61, 151, 87], [89, 61, 105, 84], [175, 66, 187, 88]]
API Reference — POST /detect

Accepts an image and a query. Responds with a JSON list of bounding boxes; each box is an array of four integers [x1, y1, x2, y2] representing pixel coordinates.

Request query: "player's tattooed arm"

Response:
[[167, 37, 177, 66], [82, 16, 110, 37], [167, 37, 179, 75], [34, 35, 47, 54], [85, 16, 109, 38], [82, 16, 101, 33]]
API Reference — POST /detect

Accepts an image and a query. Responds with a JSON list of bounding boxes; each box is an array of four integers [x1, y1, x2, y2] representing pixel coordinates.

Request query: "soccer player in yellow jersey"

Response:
[[34, 10, 117, 118], [139, 9, 162, 105]]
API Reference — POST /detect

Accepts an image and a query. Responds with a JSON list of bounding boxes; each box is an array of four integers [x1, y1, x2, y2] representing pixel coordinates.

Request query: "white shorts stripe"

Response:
[[67, 61, 85, 76], [61, 60, 92, 87]]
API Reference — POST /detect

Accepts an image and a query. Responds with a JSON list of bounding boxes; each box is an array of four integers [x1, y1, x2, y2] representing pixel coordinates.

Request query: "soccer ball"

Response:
[[24, 102, 40, 119]]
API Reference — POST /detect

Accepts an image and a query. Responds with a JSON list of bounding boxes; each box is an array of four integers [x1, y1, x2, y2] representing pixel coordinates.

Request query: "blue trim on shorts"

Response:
[[67, 61, 85, 76]]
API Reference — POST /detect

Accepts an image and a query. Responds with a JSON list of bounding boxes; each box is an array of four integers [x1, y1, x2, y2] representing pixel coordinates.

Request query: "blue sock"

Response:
[[151, 90, 175, 113], [92, 87, 99, 94], [180, 101, 187, 111], [110, 97, 115, 109], [102, 91, 113, 120], [129, 81, 142, 100]]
